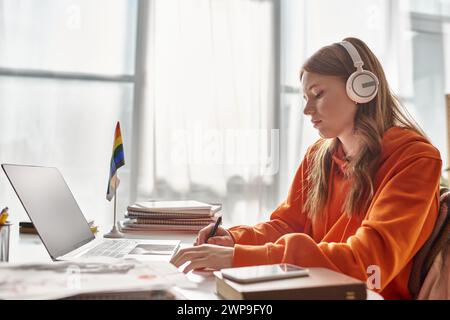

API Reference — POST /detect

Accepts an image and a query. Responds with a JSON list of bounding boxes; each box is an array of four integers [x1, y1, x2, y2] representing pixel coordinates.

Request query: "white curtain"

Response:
[[135, 0, 277, 226], [0, 0, 137, 227]]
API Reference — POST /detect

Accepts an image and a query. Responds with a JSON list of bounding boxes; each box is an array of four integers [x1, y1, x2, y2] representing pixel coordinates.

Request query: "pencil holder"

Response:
[[0, 222, 11, 262]]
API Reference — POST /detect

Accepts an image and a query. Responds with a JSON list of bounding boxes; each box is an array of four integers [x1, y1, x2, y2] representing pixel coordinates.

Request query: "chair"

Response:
[[408, 187, 450, 299]]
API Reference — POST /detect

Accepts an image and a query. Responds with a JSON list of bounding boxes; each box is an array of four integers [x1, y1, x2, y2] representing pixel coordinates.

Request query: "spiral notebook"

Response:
[[127, 200, 221, 216], [130, 218, 216, 225], [126, 212, 217, 219], [119, 221, 205, 232]]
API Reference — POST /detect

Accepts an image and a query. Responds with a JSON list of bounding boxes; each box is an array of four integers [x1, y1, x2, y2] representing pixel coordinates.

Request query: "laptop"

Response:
[[1, 164, 180, 261]]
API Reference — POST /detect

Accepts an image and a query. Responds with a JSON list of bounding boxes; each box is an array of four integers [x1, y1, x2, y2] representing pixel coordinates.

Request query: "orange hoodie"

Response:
[[228, 127, 442, 299]]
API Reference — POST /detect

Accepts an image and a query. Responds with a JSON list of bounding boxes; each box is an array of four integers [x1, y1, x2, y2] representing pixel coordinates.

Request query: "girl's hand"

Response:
[[170, 244, 234, 273], [194, 224, 235, 247]]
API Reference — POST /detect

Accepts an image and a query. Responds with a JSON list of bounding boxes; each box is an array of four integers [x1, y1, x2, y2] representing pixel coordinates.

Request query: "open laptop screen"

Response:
[[2, 164, 95, 259]]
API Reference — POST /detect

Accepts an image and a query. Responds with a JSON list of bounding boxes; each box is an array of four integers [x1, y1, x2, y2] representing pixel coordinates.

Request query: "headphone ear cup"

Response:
[[346, 70, 379, 104]]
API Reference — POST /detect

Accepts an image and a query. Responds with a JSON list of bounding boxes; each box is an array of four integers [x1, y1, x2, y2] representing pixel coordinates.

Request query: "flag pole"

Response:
[[113, 178, 117, 227], [104, 175, 124, 238]]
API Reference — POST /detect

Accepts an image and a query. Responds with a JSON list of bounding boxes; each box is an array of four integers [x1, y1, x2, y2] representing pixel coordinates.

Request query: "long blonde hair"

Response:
[[301, 37, 424, 221]]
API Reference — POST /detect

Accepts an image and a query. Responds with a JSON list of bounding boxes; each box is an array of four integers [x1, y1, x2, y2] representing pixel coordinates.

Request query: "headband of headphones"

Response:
[[339, 41, 364, 71]]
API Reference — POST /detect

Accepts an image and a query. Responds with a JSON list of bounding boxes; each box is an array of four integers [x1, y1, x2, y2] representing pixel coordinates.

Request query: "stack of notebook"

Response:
[[120, 200, 222, 233]]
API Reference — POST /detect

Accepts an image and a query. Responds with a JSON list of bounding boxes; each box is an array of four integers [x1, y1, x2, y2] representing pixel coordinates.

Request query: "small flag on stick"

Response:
[[106, 121, 125, 201], [104, 121, 125, 238]]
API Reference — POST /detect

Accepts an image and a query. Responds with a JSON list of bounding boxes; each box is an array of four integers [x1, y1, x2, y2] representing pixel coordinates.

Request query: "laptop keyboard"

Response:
[[82, 240, 137, 259]]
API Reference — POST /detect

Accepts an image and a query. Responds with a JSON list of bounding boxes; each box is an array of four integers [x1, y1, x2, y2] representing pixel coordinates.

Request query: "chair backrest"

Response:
[[416, 243, 450, 299], [408, 187, 450, 299]]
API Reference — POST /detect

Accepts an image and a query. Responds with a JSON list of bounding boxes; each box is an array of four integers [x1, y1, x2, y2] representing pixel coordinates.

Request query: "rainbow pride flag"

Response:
[[106, 121, 125, 201]]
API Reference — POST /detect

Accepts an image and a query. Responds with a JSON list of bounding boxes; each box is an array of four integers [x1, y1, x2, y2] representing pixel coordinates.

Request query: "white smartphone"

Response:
[[220, 263, 309, 283]]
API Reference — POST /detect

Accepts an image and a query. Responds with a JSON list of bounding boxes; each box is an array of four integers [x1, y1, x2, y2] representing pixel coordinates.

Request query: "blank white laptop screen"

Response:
[[2, 164, 95, 259]]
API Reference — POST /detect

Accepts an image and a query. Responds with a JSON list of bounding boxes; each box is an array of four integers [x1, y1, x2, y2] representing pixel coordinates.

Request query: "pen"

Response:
[[206, 216, 222, 242]]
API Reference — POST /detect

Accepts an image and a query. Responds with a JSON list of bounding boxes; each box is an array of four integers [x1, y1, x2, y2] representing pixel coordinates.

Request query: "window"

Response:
[[0, 0, 138, 226], [409, 0, 450, 170]]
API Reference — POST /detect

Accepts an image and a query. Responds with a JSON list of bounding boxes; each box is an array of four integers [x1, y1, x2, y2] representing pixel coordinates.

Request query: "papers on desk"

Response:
[[0, 258, 195, 300]]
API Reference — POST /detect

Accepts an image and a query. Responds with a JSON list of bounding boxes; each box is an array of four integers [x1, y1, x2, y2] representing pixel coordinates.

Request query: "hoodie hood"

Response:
[[379, 127, 440, 164], [331, 126, 441, 173]]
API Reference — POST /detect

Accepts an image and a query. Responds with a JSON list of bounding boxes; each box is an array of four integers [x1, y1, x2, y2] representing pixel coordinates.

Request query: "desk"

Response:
[[8, 224, 383, 300]]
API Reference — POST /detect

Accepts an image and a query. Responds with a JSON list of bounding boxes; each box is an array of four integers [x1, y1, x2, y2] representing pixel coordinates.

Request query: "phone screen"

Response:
[[221, 263, 309, 283]]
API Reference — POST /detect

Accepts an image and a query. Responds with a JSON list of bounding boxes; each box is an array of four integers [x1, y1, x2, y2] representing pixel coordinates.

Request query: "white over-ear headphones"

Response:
[[338, 41, 379, 104]]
